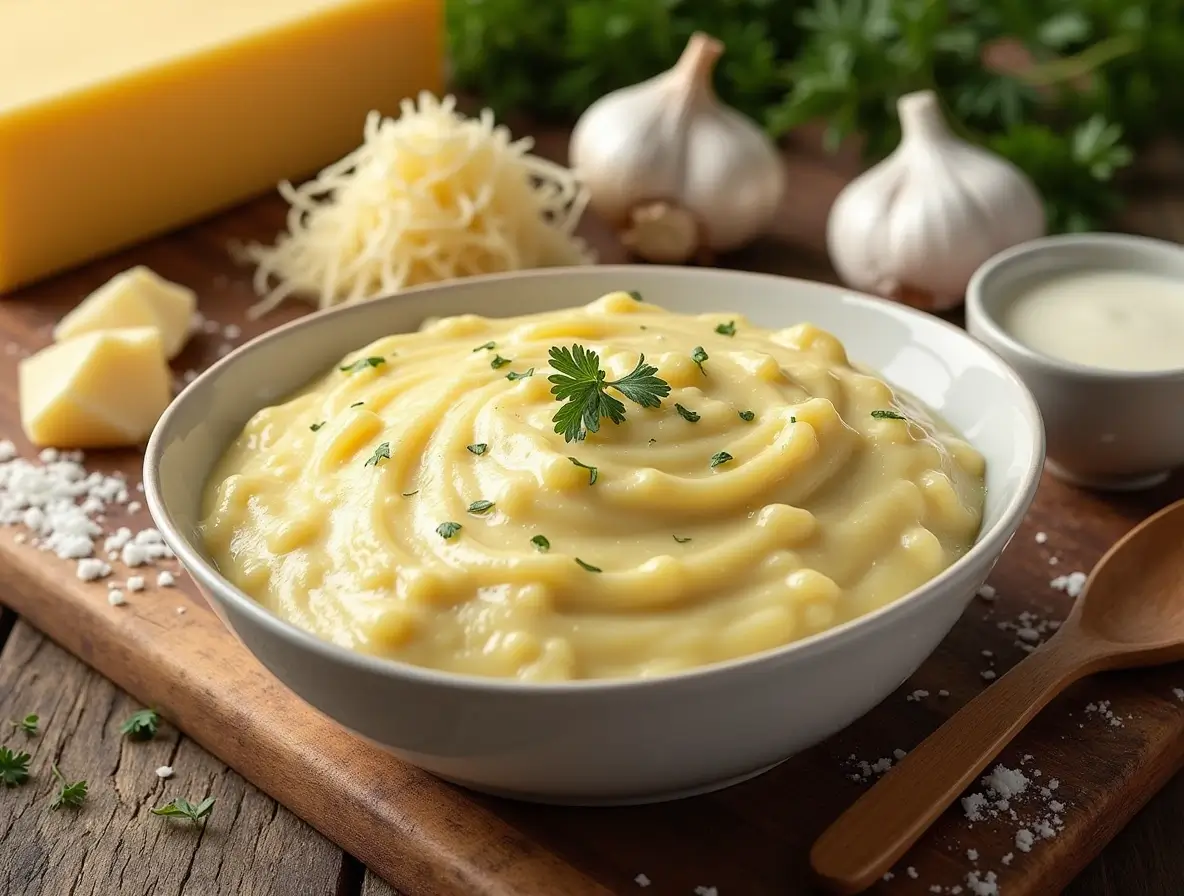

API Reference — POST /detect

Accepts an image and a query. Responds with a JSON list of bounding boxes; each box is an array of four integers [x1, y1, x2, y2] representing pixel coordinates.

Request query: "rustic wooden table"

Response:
[[3, 131, 1184, 895]]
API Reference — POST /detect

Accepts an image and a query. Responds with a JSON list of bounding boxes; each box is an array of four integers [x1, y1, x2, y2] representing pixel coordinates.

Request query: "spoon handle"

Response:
[[810, 632, 1096, 894]]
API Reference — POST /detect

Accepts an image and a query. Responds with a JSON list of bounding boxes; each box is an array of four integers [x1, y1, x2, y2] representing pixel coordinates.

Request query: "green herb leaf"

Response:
[[491, 355, 512, 369], [673, 535, 693, 544], [9, 713, 38, 737], [531, 534, 551, 552], [675, 404, 700, 423], [0, 747, 31, 786], [152, 796, 216, 826], [738, 410, 755, 422], [568, 457, 598, 484], [691, 346, 709, 373], [715, 320, 736, 337], [790, 415, 797, 423], [310, 421, 325, 432], [468, 500, 495, 515], [120, 708, 159, 741], [467, 443, 488, 456], [50, 765, 87, 809], [472, 341, 496, 352], [627, 290, 643, 302], [436, 521, 462, 539], [574, 558, 602, 573], [871, 409, 906, 420], [709, 451, 734, 469], [340, 356, 385, 374], [506, 367, 535, 381], [547, 344, 671, 442], [364, 442, 392, 467]]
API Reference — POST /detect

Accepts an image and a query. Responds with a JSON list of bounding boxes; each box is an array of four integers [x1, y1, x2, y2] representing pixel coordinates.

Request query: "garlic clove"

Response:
[[826, 89, 1045, 311], [569, 32, 785, 264]]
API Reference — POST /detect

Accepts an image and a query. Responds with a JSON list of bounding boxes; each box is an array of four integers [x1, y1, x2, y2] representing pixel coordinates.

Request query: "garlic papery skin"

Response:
[[569, 32, 785, 264], [826, 89, 1046, 311]]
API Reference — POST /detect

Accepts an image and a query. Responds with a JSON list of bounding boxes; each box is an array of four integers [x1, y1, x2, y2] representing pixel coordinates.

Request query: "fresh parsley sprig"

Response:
[[50, 765, 87, 809], [152, 796, 216, 827], [10, 714, 38, 737], [548, 344, 671, 443], [0, 746, 31, 786], [120, 709, 159, 741]]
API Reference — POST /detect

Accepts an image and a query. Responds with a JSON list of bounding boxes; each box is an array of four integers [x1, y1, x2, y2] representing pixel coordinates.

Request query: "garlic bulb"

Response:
[[827, 90, 1046, 311], [569, 32, 785, 264]]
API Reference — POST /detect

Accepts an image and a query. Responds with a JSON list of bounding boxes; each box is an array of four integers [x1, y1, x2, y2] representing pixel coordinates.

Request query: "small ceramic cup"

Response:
[[967, 232, 1184, 491]]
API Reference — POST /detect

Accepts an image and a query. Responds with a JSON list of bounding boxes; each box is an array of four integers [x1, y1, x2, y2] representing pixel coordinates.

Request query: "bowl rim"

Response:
[[145, 264, 1046, 694], [966, 231, 1184, 383]]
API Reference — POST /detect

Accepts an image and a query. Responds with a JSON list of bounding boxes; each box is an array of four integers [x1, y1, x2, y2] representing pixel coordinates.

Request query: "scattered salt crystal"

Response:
[[1015, 829, 1035, 852], [965, 870, 999, 896], [76, 557, 111, 581], [976, 583, 997, 601], [984, 765, 1029, 799], [906, 867, 919, 879], [1173, 688, 1184, 701], [156, 766, 174, 779], [1001, 853, 1013, 866], [126, 575, 146, 592], [175, 607, 187, 615], [693, 887, 718, 896], [1050, 571, 1087, 598], [981, 670, 997, 681], [222, 323, 242, 340], [203, 318, 220, 334], [634, 874, 651, 888], [1035, 532, 1047, 544], [906, 689, 930, 702], [893, 748, 907, 760], [883, 872, 894, 881], [157, 571, 176, 587], [981, 650, 993, 658], [107, 590, 126, 607], [938, 689, 950, 697], [966, 848, 979, 861], [962, 792, 988, 822], [127, 501, 142, 514]]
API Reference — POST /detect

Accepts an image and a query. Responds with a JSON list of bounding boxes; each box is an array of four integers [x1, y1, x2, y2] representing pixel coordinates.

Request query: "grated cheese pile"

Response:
[[240, 92, 594, 318]]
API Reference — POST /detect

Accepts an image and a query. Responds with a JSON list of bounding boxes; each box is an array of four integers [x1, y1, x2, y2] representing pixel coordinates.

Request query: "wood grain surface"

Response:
[[2, 128, 1184, 896]]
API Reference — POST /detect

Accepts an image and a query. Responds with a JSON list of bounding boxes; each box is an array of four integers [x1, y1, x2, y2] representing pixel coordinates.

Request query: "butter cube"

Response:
[[19, 328, 172, 448], [54, 267, 196, 359]]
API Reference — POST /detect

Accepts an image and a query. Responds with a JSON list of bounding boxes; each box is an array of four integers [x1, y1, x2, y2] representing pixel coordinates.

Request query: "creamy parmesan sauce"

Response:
[[1001, 269, 1184, 372], [199, 291, 985, 682]]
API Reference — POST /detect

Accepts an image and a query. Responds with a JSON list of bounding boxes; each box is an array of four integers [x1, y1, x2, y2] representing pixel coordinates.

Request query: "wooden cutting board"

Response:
[[3, 128, 1184, 896]]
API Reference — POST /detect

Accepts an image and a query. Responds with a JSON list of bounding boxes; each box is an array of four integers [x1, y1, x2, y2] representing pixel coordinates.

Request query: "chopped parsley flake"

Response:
[[531, 534, 551, 552], [691, 346, 709, 373], [568, 457, 598, 484], [715, 321, 736, 337], [402, 490, 419, 497], [490, 355, 511, 369], [574, 558, 602, 573], [436, 521, 462, 539], [675, 404, 700, 423], [506, 367, 534, 381], [350, 401, 364, 408], [9, 714, 38, 737], [473, 341, 496, 352], [310, 421, 325, 432], [467, 443, 488, 456], [673, 535, 692, 544], [340, 356, 385, 373], [791, 415, 797, 423], [709, 451, 733, 469], [364, 442, 391, 467], [120, 709, 159, 740], [627, 290, 643, 302], [50, 765, 87, 809], [0, 747, 31, 786], [152, 796, 216, 826], [738, 410, 755, 422], [468, 500, 495, 515], [871, 409, 906, 420]]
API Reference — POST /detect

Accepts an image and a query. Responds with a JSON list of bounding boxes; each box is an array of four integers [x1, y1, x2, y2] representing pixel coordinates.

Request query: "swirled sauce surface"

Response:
[[199, 291, 986, 681]]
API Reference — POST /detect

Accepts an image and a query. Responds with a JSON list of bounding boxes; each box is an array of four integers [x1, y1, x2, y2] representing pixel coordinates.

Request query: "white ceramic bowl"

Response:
[[967, 233, 1184, 491], [144, 266, 1044, 805]]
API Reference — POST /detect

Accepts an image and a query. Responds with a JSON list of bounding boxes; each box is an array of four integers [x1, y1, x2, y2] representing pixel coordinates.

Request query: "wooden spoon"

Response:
[[811, 497, 1184, 894]]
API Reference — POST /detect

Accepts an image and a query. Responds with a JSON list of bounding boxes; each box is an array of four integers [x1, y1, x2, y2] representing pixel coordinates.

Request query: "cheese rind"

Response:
[[0, 0, 443, 292], [53, 266, 196, 359], [19, 328, 173, 448]]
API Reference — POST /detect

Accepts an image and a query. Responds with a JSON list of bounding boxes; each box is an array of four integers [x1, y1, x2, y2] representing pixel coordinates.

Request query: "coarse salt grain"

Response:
[[1173, 688, 1184, 702], [693, 887, 718, 896], [633, 873, 651, 888], [981, 670, 997, 681], [77, 557, 111, 581], [1035, 532, 1047, 544], [906, 689, 930, 702], [976, 583, 997, 601], [965, 870, 999, 896], [1015, 829, 1035, 852], [126, 576, 146, 592], [158, 571, 176, 587], [966, 848, 979, 861], [1001, 853, 1013, 866], [107, 590, 126, 607], [906, 867, 919, 879], [156, 766, 174, 779], [1050, 571, 1087, 598]]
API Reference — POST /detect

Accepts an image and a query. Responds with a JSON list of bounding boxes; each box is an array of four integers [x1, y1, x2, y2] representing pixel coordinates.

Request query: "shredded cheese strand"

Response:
[[239, 94, 593, 319]]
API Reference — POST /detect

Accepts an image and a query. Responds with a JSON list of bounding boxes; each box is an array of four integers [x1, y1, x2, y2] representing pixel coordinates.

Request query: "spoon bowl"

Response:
[[811, 496, 1184, 894]]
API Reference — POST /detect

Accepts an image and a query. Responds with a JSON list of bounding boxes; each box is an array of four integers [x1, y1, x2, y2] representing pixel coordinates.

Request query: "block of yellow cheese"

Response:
[[19, 328, 173, 448], [0, 0, 443, 292], [53, 266, 196, 360]]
